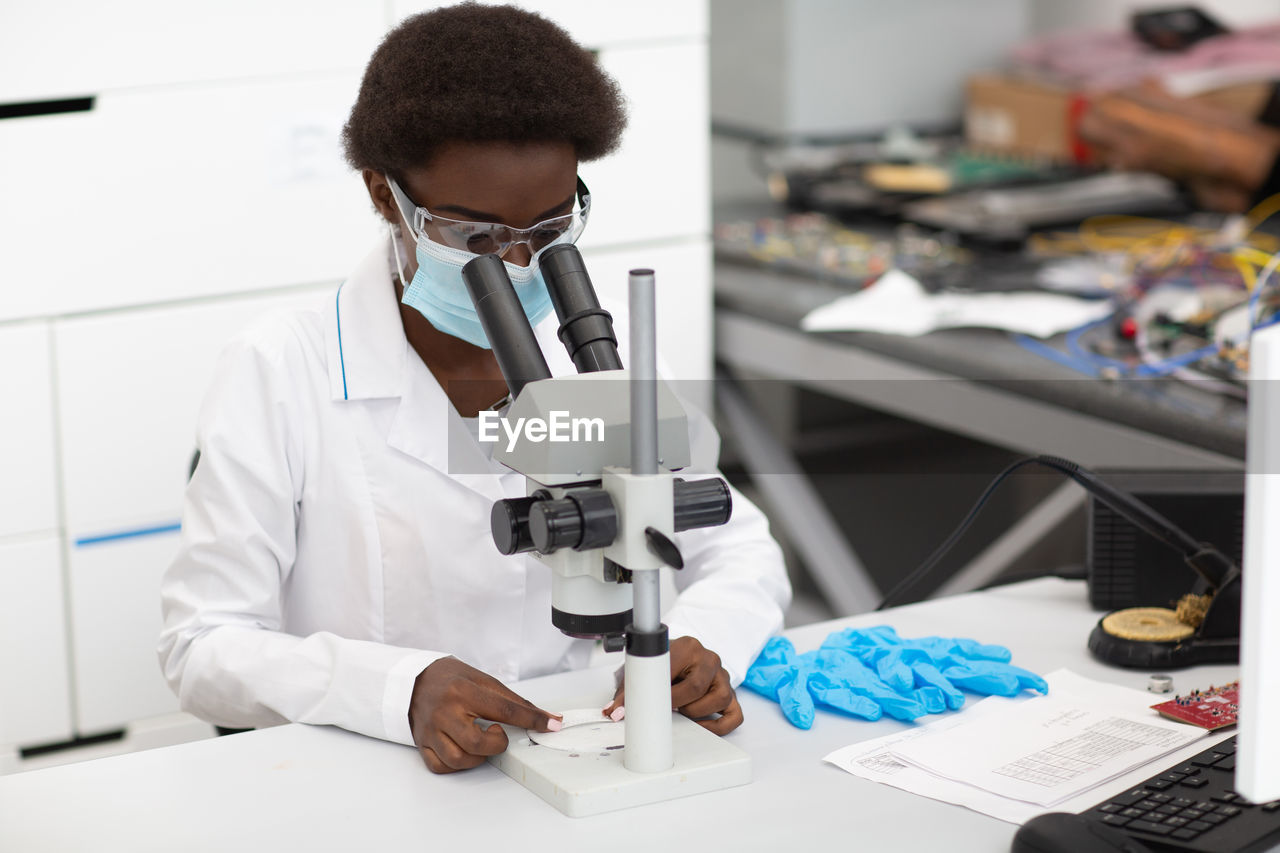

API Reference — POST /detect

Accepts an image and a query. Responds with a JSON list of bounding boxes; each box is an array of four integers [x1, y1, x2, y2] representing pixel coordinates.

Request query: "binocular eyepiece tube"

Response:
[[539, 244, 623, 374], [461, 254, 552, 401]]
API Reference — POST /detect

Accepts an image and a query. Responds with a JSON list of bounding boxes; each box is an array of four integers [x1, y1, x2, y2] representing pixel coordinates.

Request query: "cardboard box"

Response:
[[965, 74, 1077, 161], [965, 72, 1272, 162]]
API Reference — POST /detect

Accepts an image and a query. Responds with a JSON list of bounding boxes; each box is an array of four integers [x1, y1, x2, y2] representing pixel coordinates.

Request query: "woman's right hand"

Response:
[[408, 657, 562, 773]]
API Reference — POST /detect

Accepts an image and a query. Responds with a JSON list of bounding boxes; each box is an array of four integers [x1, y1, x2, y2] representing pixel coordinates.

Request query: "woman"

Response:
[[159, 2, 790, 775]]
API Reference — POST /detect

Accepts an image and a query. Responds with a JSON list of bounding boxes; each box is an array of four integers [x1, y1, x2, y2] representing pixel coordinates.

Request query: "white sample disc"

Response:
[[528, 707, 625, 752]]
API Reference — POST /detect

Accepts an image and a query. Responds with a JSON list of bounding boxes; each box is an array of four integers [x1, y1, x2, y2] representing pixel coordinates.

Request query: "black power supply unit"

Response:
[[1087, 470, 1243, 611]]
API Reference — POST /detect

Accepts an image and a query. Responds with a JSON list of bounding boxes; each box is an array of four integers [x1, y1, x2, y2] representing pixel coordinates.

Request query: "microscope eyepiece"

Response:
[[461, 254, 552, 400], [539, 244, 623, 374]]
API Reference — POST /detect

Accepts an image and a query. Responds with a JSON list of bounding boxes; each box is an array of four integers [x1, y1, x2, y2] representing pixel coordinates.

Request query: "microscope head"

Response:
[[486, 373, 691, 487], [463, 250, 731, 647]]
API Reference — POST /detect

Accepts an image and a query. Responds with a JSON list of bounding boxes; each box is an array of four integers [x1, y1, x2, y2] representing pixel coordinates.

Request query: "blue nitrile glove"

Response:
[[821, 626, 1048, 708], [806, 648, 940, 721], [743, 637, 816, 729], [744, 639, 933, 725], [820, 627, 962, 710], [746, 628, 1047, 730], [805, 670, 883, 722], [898, 634, 1047, 698]]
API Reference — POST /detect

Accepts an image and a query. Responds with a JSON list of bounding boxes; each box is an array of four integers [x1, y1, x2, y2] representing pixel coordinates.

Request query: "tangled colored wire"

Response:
[[1018, 193, 1280, 389]]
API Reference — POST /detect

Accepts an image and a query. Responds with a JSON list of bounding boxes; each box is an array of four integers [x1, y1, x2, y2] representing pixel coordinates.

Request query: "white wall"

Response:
[[783, 0, 1028, 135], [0, 0, 711, 766]]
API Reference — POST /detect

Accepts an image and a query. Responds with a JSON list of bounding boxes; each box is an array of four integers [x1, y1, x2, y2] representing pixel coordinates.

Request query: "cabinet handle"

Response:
[[0, 96, 95, 121]]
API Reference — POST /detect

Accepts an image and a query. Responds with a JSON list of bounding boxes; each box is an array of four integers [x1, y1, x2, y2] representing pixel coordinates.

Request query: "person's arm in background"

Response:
[[158, 325, 558, 772], [1245, 81, 1280, 209], [1079, 82, 1280, 212]]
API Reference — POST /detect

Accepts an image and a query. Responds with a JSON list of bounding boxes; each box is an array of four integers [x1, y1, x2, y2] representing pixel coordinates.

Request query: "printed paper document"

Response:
[[825, 670, 1219, 821]]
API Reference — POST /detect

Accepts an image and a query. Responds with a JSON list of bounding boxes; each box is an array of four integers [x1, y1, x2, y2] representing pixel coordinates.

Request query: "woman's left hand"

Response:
[[602, 636, 743, 735]]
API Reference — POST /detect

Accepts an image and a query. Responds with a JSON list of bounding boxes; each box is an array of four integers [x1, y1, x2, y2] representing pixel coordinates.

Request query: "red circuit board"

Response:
[[1151, 681, 1240, 730]]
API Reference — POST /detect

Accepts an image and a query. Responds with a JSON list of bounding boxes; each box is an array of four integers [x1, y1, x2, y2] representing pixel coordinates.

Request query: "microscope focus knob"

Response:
[[529, 498, 583, 553], [491, 497, 538, 555], [673, 478, 733, 531], [528, 489, 618, 554]]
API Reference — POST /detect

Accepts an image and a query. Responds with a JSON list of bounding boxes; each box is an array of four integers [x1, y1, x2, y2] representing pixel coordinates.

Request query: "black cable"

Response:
[[875, 454, 1234, 610], [876, 457, 1041, 611]]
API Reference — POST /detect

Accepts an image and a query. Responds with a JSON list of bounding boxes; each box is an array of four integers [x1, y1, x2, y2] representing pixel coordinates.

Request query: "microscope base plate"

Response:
[[489, 711, 751, 817]]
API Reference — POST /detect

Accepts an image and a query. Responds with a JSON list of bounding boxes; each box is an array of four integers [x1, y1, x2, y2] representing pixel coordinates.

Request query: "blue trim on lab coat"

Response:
[[336, 283, 349, 400]]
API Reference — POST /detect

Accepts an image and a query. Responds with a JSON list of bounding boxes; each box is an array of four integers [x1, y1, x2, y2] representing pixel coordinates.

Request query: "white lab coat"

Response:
[[158, 236, 790, 746]]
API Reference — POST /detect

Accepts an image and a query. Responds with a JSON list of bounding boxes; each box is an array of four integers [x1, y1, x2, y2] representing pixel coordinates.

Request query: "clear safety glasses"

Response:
[[387, 175, 591, 258]]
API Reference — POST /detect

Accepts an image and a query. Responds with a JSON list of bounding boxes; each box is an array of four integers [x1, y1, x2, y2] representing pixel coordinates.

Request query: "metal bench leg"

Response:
[[716, 377, 882, 615]]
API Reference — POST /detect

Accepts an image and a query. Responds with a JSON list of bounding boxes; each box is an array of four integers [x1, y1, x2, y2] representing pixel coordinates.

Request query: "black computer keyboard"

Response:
[[1081, 736, 1280, 852]]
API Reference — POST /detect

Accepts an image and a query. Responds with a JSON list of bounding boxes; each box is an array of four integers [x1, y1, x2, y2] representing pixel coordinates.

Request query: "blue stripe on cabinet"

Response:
[[74, 522, 182, 547]]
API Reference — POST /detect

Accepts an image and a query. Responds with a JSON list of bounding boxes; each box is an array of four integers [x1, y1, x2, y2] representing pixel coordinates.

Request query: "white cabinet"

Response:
[[579, 42, 711, 251], [53, 287, 326, 732], [581, 239, 712, 382], [0, 75, 381, 323], [66, 532, 183, 733], [0, 323, 59, 539], [54, 288, 329, 538], [0, 537, 73, 747], [0, 1, 383, 102]]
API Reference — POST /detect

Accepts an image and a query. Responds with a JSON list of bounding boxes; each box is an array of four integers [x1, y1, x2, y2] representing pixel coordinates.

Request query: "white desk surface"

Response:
[[0, 579, 1243, 853]]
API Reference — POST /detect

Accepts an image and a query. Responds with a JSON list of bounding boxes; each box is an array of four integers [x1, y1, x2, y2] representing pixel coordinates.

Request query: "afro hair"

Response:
[[343, 2, 628, 176]]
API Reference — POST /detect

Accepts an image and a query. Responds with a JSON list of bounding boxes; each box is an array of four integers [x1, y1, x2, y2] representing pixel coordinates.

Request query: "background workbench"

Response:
[[712, 256, 1247, 617]]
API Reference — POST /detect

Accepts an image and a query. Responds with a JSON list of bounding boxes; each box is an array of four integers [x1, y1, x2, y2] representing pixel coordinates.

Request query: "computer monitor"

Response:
[[1237, 321, 1280, 803]]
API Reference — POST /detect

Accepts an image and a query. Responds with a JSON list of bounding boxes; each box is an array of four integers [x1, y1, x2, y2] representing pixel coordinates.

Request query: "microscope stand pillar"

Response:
[[622, 650, 673, 773]]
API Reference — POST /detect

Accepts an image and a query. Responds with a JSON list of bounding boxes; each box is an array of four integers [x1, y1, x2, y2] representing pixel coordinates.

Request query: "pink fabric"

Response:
[[1011, 24, 1280, 91]]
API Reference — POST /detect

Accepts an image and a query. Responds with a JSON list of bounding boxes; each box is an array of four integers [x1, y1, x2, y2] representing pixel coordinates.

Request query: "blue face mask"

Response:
[[390, 223, 559, 350]]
